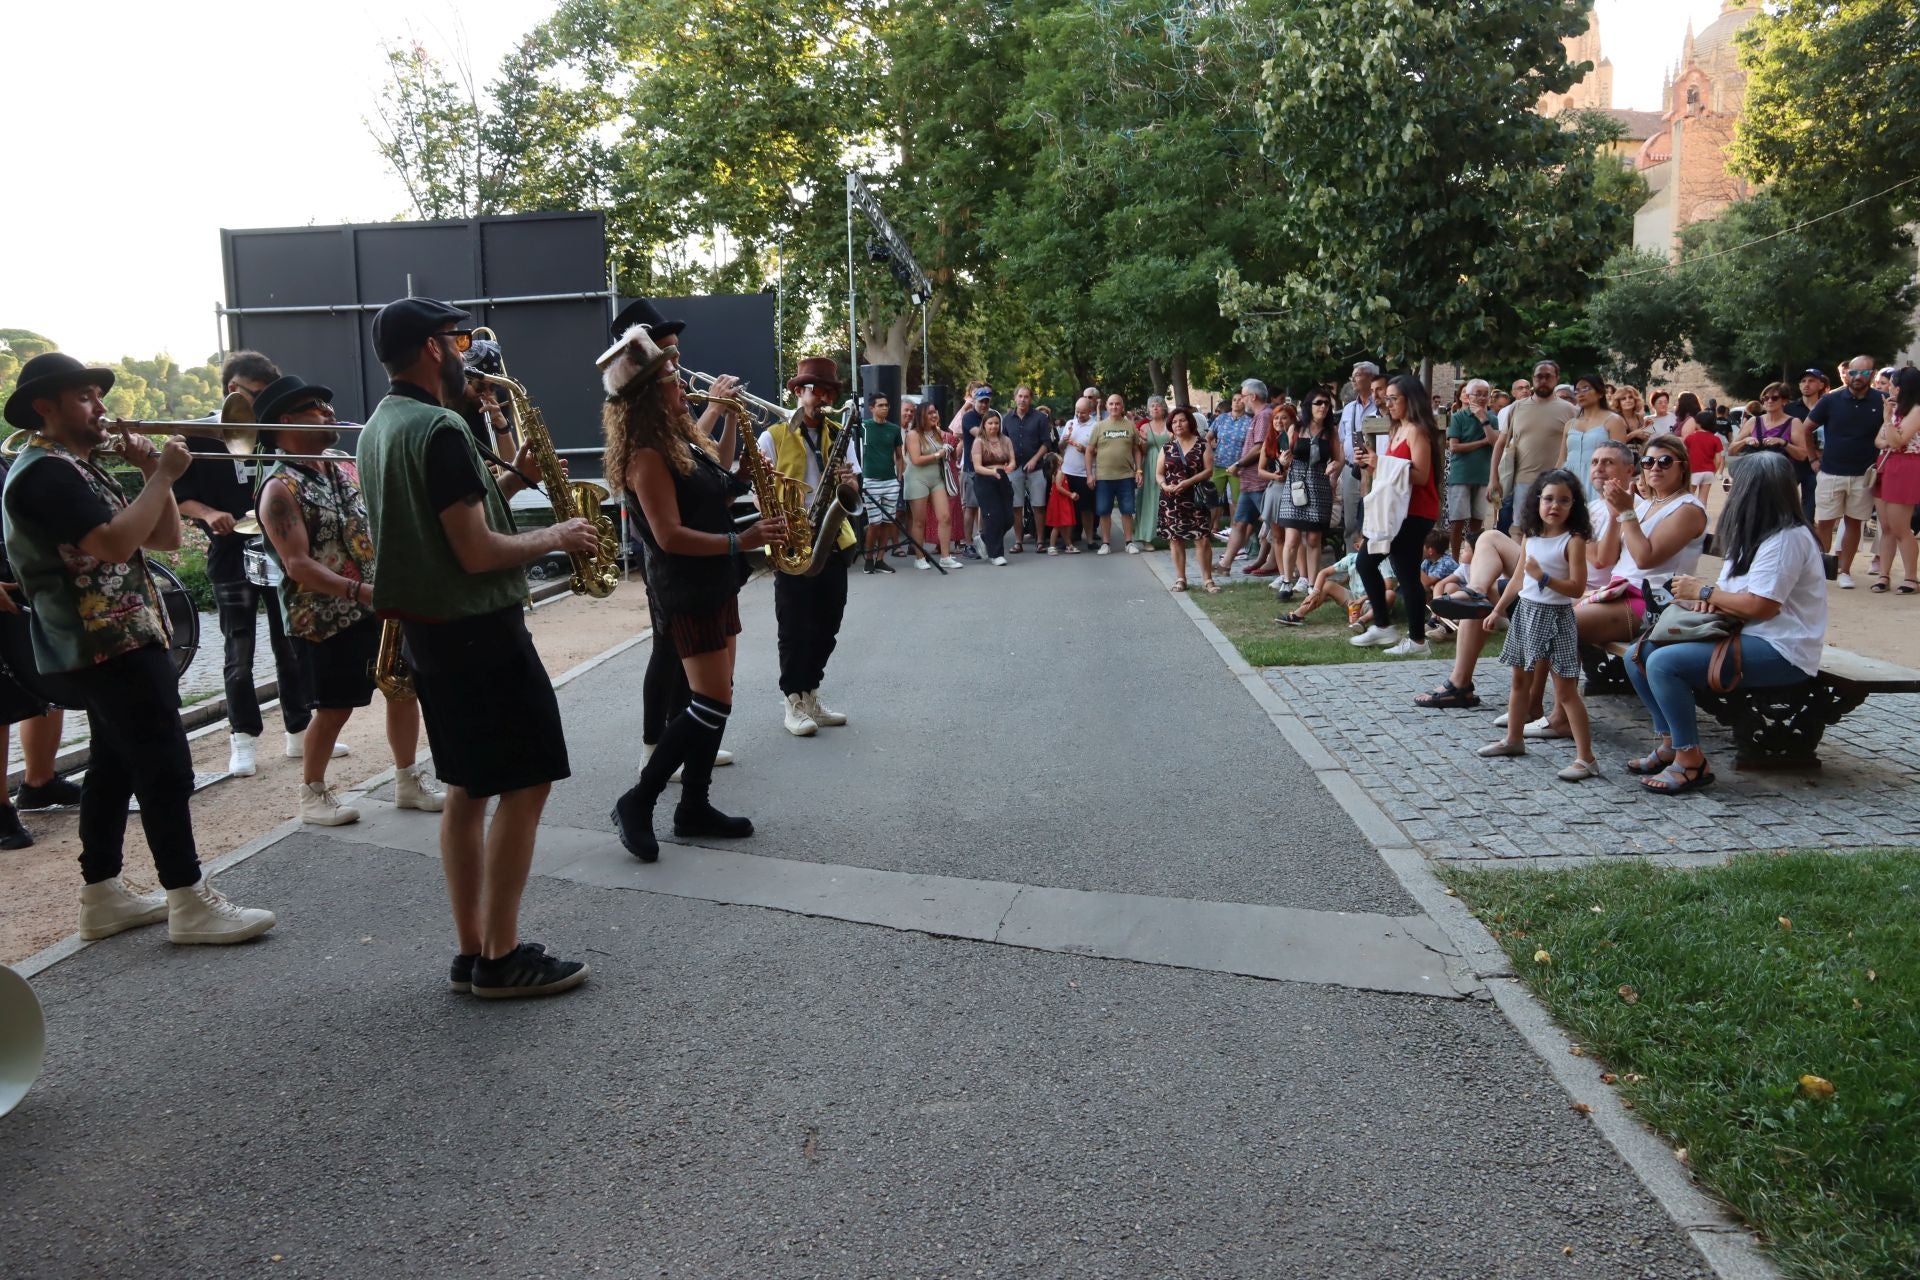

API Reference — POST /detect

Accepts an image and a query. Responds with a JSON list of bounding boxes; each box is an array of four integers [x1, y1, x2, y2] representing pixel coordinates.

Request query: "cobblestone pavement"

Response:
[[1266, 659, 1920, 862]]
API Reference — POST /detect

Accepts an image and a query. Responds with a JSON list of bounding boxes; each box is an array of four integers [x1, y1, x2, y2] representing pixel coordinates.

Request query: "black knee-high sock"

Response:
[[674, 695, 731, 805]]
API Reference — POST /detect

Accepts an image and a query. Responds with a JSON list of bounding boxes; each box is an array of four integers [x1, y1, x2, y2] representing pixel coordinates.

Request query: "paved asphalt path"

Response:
[[0, 554, 1709, 1278]]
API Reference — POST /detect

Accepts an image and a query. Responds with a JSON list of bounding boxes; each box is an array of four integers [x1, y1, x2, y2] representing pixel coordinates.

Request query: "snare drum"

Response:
[[242, 537, 284, 589]]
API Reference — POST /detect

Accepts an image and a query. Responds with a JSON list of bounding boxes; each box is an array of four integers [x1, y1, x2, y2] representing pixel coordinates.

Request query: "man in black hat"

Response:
[[1, 353, 277, 943], [356, 296, 601, 999], [253, 376, 445, 827], [758, 355, 858, 737], [172, 350, 322, 779]]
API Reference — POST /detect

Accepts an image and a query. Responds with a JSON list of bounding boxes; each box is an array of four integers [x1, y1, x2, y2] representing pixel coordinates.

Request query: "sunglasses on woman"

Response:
[[1641, 455, 1681, 471]]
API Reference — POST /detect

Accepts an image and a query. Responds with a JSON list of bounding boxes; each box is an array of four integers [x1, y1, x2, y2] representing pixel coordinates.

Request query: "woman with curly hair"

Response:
[[602, 330, 787, 863]]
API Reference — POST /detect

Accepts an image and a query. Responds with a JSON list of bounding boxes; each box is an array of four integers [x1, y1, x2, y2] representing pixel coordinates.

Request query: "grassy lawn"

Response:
[[1190, 581, 1446, 667], [1445, 851, 1920, 1280]]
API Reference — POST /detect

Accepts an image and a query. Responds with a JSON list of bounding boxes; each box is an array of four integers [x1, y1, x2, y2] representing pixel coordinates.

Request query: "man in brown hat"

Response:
[[2, 353, 277, 943], [757, 356, 859, 736]]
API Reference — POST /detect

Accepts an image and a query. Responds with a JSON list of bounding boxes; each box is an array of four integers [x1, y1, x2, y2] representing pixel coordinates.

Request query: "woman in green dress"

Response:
[[1134, 395, 1174, 545]]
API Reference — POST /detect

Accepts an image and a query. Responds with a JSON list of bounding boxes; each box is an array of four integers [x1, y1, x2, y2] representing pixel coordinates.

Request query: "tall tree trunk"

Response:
[[1419, 356, 1434, 389], [1147, 357, 1167, 402], [1170, 353, 1191, 409]]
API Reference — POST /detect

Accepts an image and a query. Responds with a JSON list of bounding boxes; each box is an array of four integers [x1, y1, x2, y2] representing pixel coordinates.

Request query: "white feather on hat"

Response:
[[596, 324, 673, 398]]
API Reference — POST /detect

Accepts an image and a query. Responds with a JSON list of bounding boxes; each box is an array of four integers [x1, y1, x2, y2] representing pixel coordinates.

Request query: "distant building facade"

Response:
[[1631, 4, 1761, 261]]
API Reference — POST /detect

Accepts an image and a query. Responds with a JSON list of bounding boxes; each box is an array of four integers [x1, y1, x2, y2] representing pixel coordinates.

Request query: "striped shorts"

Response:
[[861, 477, 903, 524]]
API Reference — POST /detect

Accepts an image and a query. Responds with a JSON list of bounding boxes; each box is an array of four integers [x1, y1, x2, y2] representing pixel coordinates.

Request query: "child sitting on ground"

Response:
[[1277, 530, 1396, 628], [1421, 528, 1467, 640]]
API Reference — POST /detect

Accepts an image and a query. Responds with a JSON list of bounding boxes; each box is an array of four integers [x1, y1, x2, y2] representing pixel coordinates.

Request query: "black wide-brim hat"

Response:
[[610, 297, 685, 342], [4, 352, 115, 430], [252, 375, 335, 427]]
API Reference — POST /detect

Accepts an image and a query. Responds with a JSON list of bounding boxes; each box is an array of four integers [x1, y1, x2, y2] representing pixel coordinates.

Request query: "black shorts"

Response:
[[402, 607, 569, 798], [665, 598, 741, 658], [0, 606, 49, 725], [291, 617, 379, 710]]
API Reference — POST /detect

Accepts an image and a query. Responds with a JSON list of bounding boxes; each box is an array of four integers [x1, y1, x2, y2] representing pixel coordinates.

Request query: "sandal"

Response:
[[1641, 760, 1715, 795], [1203, 580, 1221, 594], [1557, 759, 1602, 782], [1625, 744, 1676, 775], [1871, 577, 1891, 593], [1275, 611, 1305, 627], [1171, 578, 1188, 592], [1901, 580, 1920, 595], [1414, 680, 1481, 710]]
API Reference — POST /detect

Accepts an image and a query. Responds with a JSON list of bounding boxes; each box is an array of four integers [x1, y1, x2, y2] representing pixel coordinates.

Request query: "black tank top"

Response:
[[629, 448, 743, 614]]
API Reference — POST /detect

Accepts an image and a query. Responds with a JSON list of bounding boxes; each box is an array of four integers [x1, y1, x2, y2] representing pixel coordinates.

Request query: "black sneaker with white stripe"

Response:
[[469, 942, 588, 999]]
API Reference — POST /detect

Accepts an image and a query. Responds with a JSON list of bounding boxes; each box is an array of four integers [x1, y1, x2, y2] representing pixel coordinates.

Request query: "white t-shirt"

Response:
[[1617, 494, 1708, 585], [1060, 419, 1096, 478], [1718, 527, 1828, 675], [1520, 531, 1576, 604], [1585, 499, 1616, 590], [1650, 413, 1677, 434]]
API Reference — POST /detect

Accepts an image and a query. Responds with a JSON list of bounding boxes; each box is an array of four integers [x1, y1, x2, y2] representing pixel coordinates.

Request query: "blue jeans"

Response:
[[1095, 477, 1137, 517], [1623, 636, 1807, 751]]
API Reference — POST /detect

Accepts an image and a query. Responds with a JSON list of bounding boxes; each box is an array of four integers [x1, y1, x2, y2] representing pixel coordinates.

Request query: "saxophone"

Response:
[[373, 618, 414, 701], [695, 392, 815, 575], [478, 371, 621, 598], [798, 409, 860, 579]]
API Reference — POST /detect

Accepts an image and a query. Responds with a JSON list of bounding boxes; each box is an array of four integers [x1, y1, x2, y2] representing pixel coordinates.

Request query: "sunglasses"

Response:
[[285, 400, 330, 418], [436, 329, 474, 353], [1762, 394, 1786, 401], [1641, 455, 1681, 471], [1310, 400, 1331, 407]]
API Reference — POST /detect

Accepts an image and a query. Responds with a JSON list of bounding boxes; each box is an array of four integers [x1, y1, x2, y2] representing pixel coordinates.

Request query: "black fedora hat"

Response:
[[4, 352, 115, 431], [610, 297, 686, 342], [252, 375, 335, 427]]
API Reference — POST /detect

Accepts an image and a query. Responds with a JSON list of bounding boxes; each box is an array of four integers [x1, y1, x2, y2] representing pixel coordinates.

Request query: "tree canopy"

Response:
[[0, 331, 223, 425]]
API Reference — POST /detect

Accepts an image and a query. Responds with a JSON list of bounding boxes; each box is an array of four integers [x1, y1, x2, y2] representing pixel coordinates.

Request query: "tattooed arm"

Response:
[[260, 478, 370, 606]]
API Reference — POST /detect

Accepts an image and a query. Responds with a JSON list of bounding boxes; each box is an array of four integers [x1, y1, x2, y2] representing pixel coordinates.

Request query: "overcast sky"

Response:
[[3, 0, 1732, 366]]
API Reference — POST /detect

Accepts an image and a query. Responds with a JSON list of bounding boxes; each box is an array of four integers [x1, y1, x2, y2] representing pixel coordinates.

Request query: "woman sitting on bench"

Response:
[[1626, 452, 1829, 795]]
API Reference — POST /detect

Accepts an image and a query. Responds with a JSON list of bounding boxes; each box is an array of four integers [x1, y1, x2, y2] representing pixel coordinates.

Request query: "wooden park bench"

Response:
[[1580, 641, 1920, 770]]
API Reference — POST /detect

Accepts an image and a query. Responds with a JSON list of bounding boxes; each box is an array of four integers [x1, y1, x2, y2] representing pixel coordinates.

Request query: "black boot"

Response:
[[671, 696, 752, 839], [0, 802, 33, 851], [611, 700, 709, 861]]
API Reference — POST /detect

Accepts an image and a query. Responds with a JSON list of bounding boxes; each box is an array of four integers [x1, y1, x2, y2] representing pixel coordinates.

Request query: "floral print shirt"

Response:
[[264, 453, 374, 642]]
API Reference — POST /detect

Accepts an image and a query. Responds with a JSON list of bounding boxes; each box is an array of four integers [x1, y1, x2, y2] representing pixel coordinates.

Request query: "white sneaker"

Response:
[[78, 877, 169, 940], [166, 878, 276, 945], [1384, 638, 1431, 656], [937, 556, 964, 570], [1349, 625, 1401, 648], [227, 733, 258, 778], [1126, 542, 1142, 554], [1096, 544, 1112, 556], [1837, 573, 1855, 590], [783, 693, 818, 737], [298, 781, 361, 826], [973, 534, 988, 559], [1295, 576, 1314, 593], [802, 690, 847, 726], [395, 763, 445, 812], [916, 558, 933, 571], [285, 731, 350, 760], [992, 556, 1008, 566], [714, 748, 734, 768]]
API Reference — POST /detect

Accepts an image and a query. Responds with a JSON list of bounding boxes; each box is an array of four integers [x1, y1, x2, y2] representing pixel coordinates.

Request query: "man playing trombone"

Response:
[[251, 375, 445, 826], [1, 352, 277, 944]]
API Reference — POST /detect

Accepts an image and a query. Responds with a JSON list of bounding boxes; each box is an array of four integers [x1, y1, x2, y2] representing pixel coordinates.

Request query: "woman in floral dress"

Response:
[[1156, 406, 1216, 591]]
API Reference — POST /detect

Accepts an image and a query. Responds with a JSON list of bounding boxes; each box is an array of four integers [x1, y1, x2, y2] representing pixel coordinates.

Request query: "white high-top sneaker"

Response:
[[783, 693, 818, 737], [78, 877, 170, 940], [639, 744, 735, 782], [227, 733, 258, 778], [298, 782, 361, 826], [166, 878, 276, 945], [395, 764, 445, 812], [802, 690, 847, 726], [285, 731, 350, 760]]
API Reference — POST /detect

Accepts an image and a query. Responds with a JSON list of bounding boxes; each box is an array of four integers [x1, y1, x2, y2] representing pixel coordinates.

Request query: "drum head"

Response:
[[147, 560, 200, 679], [0, 561, 200, 709]]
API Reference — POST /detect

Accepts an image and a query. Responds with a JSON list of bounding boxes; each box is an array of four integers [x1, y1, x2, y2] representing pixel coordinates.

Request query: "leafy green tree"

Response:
[[1585, 250, 1699, 392], [1679, 194, 1915, 399], [367, 42, 499, 220], [1221, 0, 1631, 373], [1732, 0, 1920, 224], [0, 332, 221, 426]]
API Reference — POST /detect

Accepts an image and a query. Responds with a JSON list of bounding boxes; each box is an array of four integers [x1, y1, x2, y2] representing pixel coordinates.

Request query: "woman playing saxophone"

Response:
[[603, 326, 785, 863]]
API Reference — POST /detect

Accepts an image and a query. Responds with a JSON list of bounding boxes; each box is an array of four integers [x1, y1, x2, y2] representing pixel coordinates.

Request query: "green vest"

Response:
[[262, 453, 375, 642], [1, 442, 170, 673], [356, 393, 528, 621]]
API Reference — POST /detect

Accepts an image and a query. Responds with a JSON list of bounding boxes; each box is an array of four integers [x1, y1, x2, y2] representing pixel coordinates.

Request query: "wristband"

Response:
[[728, 531, 739, 557]]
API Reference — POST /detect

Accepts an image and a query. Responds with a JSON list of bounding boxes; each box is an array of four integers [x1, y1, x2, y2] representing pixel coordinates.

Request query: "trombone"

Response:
[[0, 391, 361, 463]]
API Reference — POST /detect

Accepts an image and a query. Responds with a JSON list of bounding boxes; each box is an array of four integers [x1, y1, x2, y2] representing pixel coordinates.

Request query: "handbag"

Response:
[[1291, 477, 1310, 507], [1633, 599, 1745, 693]]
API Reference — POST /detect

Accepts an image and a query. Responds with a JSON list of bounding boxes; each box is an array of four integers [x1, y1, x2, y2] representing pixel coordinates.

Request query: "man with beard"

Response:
[[356, 297, 601, 999]]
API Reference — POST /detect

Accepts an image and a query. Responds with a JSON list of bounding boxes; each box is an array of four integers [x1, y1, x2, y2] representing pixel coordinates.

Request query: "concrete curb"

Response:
[[10, 621, 653, 983], [1141, 555, 1782, 1280]]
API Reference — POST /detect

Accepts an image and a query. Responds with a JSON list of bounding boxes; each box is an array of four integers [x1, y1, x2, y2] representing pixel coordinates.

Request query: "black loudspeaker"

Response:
[[920, 383, 948, 423], [859, 364, 902, 417]]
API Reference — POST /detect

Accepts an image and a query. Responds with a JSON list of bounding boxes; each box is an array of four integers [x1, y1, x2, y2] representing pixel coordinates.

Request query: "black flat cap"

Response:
[[372, 297, 470, 363]]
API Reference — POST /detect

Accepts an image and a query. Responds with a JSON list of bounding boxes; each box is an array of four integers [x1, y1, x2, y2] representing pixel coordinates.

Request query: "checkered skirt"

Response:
[[1498, 598, 1581, 677]]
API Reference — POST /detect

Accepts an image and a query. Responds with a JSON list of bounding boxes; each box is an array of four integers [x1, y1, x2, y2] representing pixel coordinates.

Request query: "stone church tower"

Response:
[[1631, 3, 1761, 260], [1539, 7, 1614, 115]]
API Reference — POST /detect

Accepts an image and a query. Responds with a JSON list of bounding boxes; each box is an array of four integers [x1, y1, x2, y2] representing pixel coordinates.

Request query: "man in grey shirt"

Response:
[[1336, 361, 1385, 542], [998, 384, 1054, 553]]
